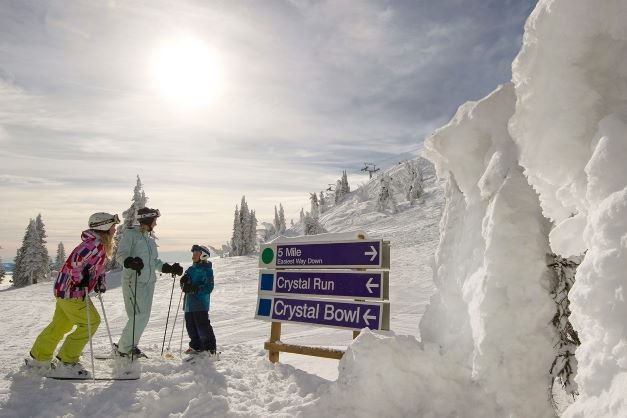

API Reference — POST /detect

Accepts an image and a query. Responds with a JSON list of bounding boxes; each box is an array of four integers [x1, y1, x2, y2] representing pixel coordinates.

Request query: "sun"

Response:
[[150, 35, 225, 107]]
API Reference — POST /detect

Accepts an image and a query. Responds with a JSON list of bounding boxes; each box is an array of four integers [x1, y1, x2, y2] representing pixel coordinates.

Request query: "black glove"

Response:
[[180, 275, 197, 294], [163, 262, 184, 276], [172, 263, 183, 276], [94, 276, 106, 294], [78, 266, 90, 288], [179, 274, 190, 291], [124, 257, 144, 273]]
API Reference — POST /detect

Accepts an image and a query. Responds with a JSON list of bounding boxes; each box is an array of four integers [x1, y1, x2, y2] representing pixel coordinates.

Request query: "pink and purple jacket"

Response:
[[53, 230, 108, 299]]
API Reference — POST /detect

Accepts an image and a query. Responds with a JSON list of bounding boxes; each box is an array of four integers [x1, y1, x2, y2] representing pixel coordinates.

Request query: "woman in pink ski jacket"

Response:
[[26, 212, 120, 376]]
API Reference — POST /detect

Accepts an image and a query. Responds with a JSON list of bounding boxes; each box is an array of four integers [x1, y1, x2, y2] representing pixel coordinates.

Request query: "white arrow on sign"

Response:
[[364, 245, 378, 261], [366, 277, 379, 294], [362, 309, 377, 326]]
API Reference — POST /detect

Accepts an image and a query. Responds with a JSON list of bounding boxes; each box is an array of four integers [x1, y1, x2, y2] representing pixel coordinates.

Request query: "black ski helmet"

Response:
[[137, 207, 161, 225]]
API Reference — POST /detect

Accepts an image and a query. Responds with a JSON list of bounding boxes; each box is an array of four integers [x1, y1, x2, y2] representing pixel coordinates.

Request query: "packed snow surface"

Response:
[[0, 160, 444, 417]]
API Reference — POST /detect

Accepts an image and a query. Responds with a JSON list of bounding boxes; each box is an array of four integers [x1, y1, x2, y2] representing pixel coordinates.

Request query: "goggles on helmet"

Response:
[[191, 244, 210, 260], [136, 208, 161, 219], [90, 213, 120, 228]]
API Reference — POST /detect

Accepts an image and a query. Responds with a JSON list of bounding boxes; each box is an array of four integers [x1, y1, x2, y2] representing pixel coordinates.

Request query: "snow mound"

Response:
[[304, 330, 496, 418]]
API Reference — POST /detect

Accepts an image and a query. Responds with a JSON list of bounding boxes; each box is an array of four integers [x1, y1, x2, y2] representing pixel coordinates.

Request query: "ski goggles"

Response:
[[90, 214, 120, 228], [136, 208, 161, 219]]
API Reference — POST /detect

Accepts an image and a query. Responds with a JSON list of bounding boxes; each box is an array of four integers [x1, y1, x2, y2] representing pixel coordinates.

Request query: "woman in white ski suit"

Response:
[[115, 207, 182, 356]]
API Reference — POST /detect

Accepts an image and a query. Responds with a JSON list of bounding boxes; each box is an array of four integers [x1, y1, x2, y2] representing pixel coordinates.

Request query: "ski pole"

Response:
[[161, 274, 177, 356], [131, 270, 139, 362], [167, 289, 184, 352], [179, 294, 186, 357], [85, 288, 96, 382], [97, 292, 114, 350]]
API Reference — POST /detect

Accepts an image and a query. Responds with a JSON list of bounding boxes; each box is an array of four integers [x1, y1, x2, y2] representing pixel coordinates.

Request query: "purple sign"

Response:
[[256, 296, 389, 330], [273, 240, 382, 268], [259, 270, 386, 299]]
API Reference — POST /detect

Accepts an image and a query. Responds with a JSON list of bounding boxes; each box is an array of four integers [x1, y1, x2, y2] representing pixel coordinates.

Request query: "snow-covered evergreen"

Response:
[[334, 170, 351, 203], [405, 160, 424, 205], [110, 175, 147, 268], [12, 218, 49, 287], [278, 204, 286, 234], [54, 242, 66, 270], [376, 173, 398, 213], [303, 213, 327, 235], [0, 255, 5, 283], [229, 196, 257, 256], [318, 191, 327, 213], [309, 192, 319, 219]]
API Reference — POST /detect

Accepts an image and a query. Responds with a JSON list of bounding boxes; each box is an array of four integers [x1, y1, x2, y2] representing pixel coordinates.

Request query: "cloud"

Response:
[[0, 174, 64, 186], [0, 0, 537, 259]]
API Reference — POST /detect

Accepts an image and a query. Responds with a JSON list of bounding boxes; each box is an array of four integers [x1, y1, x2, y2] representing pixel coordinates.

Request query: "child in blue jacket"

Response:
[[180, 245, 217, 355]]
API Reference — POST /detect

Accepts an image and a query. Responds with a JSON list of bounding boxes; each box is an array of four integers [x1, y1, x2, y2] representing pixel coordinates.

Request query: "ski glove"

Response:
[[124, 256, 144, 273], [163, 262, 184, 276], [77, 266, 90, 288], [180, 274, 197, 293], [172, 263, 183, 276], [94, 276, 106, 294]]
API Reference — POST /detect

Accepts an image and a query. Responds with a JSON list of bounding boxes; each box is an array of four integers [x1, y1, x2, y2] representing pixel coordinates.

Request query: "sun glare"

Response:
[[150, 35, 225, 107]]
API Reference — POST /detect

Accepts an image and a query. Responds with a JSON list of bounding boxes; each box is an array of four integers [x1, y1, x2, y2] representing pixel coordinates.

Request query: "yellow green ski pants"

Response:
[[30, 297, 100, 363]]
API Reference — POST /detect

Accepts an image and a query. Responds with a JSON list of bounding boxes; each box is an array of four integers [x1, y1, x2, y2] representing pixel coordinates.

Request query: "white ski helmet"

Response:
[[88, 212, 120, 231], [136, 207, 161, 225], [191, 244, 211, 261]]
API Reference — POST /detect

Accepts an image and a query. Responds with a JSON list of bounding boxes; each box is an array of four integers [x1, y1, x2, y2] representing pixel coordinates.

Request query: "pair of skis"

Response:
[[24, 359, 139, 382]]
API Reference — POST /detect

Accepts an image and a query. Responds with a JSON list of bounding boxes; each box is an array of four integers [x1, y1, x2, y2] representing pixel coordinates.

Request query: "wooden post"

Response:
[[269, 321, 281, 363]]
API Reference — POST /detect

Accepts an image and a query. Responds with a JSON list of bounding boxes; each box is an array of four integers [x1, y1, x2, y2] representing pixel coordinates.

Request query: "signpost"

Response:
[[259, 270, 389, 300], [259, 240, 390, 269], [255, 236, 391, 363], [256, 296, 390, 331]]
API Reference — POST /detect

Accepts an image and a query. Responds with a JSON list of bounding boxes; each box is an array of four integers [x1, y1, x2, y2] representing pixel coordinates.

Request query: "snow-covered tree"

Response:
[[376, 173, 398, 213], [55, 242, 66, 270], [334, 179, 343, 203], [405, 160, 424, 205], [13, 219, 49, 287], [334, 170, 351, 203], [278, 204, 286, 233], [299, 208, 305, 223], [549, 253, 583, 399], [229, 196, 257, 256], [247, 209, 258, 254], [319, 191, 327, 213], [273, 206, 281, 235], [310, 193, 319, 219], [230, 205, 241, 256], [304, 213, 327, 235], [34, 214, 51, 279], [110, 175, 147, 268], [0, 255, 5, 283]]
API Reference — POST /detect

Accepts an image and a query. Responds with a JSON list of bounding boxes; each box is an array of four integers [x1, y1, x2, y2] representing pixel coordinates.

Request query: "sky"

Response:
[[0, 0, 537, 261]]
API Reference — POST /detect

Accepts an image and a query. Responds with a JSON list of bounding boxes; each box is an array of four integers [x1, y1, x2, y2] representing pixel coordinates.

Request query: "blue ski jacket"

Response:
[[183, 261, 214, 312]]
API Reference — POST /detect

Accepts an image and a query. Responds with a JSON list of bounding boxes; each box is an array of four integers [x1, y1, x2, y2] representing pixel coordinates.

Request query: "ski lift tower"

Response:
[[361, 163, 380, 179]]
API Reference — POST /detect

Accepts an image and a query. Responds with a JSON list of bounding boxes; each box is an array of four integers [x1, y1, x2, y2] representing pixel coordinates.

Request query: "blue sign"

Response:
[[259, 270, 388, 300], [260, 240, 387, 269], [255, 296, 390, 331]]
